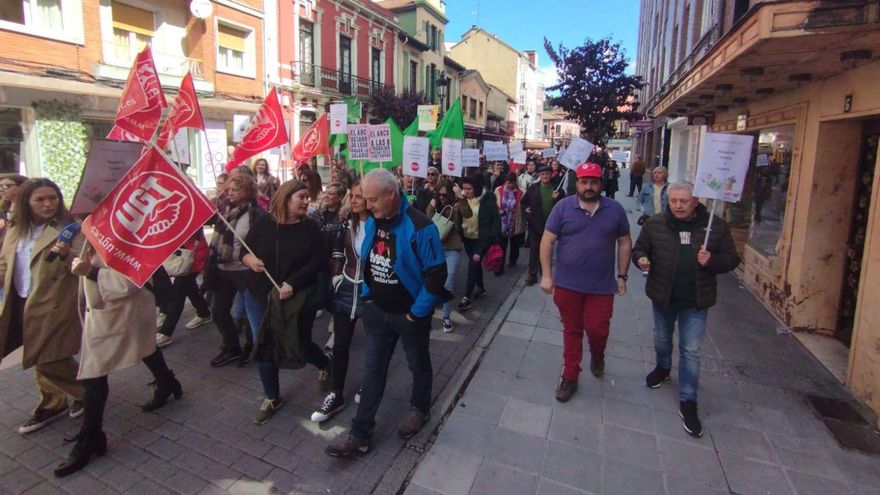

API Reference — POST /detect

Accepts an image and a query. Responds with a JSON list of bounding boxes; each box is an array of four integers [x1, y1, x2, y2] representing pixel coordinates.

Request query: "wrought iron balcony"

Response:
[[291, 61, 393, 97]]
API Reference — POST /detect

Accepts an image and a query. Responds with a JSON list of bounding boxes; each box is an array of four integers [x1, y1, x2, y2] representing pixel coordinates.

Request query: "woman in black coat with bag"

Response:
[[457, 177, 501, 311], [241, 179, 331, 426]]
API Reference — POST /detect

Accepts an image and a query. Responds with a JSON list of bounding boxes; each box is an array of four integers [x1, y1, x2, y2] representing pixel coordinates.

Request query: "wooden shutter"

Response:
[[218, 24, 247, 52]]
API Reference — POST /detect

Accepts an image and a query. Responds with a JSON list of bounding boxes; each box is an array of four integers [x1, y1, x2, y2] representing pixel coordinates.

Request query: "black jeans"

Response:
[[498, 233, 524, 269], [628, 176, 643, 196], [528, 230, 543, 277], [462, 237, 484, 298], [331, 313, 358, 394], [81, 349, 173, 434], [350, 303, 432, 441], [159, 273, 211, 336], [211, 271, 249, 351], [152, 267, 173, 314]]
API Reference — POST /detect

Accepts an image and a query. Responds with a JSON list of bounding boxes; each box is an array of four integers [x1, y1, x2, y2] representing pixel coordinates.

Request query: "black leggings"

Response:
[[331, 313, 359, 394], [80, 349, 173, 434]]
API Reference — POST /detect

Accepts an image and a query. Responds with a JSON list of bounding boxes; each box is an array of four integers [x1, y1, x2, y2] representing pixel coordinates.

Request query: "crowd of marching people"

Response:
[[0, 144, 734, 476]]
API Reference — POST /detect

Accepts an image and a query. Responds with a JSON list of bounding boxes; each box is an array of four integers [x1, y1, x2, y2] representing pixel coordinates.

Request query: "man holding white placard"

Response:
[[632, 182, 740, 438]]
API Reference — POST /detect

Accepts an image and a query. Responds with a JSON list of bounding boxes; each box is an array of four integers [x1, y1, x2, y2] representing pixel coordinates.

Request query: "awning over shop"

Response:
[[464, 124, 509, 142]]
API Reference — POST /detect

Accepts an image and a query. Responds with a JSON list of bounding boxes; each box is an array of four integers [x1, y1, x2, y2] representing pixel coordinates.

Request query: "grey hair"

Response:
[[667, 181, 694, 195], [362, 168, 400, 196]]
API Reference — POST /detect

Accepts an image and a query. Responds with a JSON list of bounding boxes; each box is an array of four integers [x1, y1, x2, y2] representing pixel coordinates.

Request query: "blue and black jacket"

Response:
[[360, 191, 452, 319]]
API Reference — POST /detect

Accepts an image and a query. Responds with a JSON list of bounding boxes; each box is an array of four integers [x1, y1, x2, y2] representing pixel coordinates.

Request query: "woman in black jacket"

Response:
[[457, 177, 501, 311], [241, 179, 331, 425]]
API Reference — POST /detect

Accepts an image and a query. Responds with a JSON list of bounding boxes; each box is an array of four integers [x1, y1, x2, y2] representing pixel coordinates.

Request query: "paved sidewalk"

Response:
[[405, 193, 880, 495], [0, 253, 525, 494]]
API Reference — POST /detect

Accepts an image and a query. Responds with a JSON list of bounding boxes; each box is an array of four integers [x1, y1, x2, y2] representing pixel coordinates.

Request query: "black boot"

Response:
[[54, 429, 107, 478], [142, 371, 183, 412]]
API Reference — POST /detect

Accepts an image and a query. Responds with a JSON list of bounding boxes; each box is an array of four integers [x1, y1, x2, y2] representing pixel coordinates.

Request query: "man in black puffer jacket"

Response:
[[632, 182, 740, 438]]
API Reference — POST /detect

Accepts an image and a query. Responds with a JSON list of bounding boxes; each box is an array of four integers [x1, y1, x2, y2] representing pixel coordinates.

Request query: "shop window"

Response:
[[0, 108, 24, 173], [217, 22, 253, 76], [110, 1, 153, 65], [745, 125, 795, 257]]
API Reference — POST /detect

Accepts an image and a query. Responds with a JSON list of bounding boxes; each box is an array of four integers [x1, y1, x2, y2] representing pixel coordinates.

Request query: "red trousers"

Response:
[[552, 287, 614, 381]]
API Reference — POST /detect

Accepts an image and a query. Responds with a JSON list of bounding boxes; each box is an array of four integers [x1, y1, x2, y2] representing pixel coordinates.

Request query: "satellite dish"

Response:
[[190, 0, 213, 19]]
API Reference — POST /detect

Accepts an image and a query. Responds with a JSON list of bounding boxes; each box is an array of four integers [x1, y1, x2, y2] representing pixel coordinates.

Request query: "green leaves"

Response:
[[32, 100, 88, 206]]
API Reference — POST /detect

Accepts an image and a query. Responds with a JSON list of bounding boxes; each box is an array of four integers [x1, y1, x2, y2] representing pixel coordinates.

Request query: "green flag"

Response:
[[403, 117, 419, 137], [344, 97, 362, 123], [427, 99, 464, 150]]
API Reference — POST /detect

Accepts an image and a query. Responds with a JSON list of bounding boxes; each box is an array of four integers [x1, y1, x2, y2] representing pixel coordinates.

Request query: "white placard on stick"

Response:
[[347, 124, 370, 160], [330, 103, 348, 134], [442, 138, 463, 177], [169, 129, 190, 164], [510, 152, 527, 164], [694, 132, 755, 202], [610, 150, 630, 164], [559, 137, 594, 169], [462, 148, 480, 168], [484, 141, 508, 161], [403, 136, 430, 178], [542, 148, 558, 158], [508, 140, 524, 156], [70, 139, 144, 216], [368, 124, 392, 162]]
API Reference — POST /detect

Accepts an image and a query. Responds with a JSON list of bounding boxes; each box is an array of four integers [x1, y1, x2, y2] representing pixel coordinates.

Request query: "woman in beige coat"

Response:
[[54, 246, 182, 477], [0, 178, 85, 434]]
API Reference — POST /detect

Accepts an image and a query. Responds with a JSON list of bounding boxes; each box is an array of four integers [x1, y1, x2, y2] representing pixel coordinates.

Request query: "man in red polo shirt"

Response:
[[540, 162, 632, 402]]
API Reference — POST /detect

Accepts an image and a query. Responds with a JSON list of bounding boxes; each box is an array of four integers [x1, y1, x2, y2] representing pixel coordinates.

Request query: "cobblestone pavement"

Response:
[[405, 188, 880, 495], [0, 247, 525, 494]]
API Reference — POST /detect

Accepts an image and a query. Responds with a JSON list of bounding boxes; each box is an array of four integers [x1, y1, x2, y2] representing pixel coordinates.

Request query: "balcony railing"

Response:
[[291, 61, 393, 97]]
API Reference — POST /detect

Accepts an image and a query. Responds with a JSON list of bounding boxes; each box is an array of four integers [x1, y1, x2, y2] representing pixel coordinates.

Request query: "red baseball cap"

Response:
[[576, 162, 603, 178]]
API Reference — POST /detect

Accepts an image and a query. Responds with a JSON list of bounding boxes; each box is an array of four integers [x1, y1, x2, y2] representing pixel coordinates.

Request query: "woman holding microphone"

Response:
[[0, 178, 85, 435]]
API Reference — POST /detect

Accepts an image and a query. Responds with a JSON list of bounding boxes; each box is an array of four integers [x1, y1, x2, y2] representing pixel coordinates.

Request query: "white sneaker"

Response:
[[185, 315, 212, 330], [442, 318, 454, 333], [324, 333, 335, 352], [156, 313, 167, 328], [156, 333, 173, 348]]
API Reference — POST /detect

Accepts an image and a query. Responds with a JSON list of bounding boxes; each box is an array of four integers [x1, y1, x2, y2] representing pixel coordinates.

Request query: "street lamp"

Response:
[[436, 71, 450, 116], [522, 112, 529, 150]]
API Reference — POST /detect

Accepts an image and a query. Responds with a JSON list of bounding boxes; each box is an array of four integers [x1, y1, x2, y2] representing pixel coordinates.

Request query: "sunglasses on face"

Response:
[[428, 172, 438, 177]]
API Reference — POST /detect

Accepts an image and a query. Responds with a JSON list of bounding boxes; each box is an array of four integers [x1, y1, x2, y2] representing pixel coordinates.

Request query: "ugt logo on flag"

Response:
[[83, 147, 215, 287]]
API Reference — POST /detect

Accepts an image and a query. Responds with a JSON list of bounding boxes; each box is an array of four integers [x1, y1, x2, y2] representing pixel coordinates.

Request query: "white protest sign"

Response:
[[610, 150, 630, 164], [694, 132, 755, 202], [201, 119, 228, 187], [169, 129, 190, 164], [462, 148, 480, 168], [484, 141, 508, 161], [347, 124, 370, 160], [368, 124, 392, 162], [510, 152, 527, 164], [542, 148, 557, 158], [508, 140, 523, 156], [403, 136, 430, 178], [329, 103, 348, 134], [442, 138, 463, 177], [70, 139, 144, 216], [559, 137, 594, 169]]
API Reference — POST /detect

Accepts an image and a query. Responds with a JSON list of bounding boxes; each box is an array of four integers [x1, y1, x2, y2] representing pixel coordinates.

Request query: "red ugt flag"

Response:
[[82, 147, 216, 287], [108, 46, 167, 142], [225, 88, 288, 172], [292, 113, 329, 167], [156, 72, 205, 150]]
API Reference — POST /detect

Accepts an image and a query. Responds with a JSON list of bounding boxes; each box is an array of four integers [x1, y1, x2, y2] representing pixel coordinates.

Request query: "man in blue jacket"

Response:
[[326, 168, 450, 457]]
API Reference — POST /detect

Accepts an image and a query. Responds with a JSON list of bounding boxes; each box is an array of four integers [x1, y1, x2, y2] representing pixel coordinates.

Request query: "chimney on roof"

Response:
[[524, 50, 537, 65]]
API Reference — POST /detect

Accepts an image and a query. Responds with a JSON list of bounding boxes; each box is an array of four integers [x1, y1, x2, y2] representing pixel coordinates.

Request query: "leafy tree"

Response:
[[368, 86, 425, 128], [544, 37, 643, 144]]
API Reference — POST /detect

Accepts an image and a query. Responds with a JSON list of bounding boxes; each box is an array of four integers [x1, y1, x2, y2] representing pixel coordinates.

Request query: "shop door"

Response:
[[837, 121, 880, 346]]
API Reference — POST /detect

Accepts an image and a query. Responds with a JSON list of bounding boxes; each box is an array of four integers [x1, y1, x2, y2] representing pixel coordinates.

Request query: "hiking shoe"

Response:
[[325, 433, 370, 457], [473, 287, 487, 300], [354, 387, 362, 404], [646, 365, 671, 388], [253, 398, 283, 425], [457, 297, 472, 311], [156, 333, 173, 348], [311, 392, 346, 423], [679, 400, 703, 438], [18, 407, 68, 434], [442, 318, 454, 333], [555, 377, 578, 403], [398, 408, 430, 439], [210, 348, 242, 367], [69, 400, 84, 418], [590, 354, 605, 377], [185, 314, 212, 330]]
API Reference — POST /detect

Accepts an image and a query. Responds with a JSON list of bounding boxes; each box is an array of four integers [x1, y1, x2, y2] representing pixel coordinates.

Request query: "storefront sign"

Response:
[[694, 132, 755, 202], [403, 136, 429, 178]]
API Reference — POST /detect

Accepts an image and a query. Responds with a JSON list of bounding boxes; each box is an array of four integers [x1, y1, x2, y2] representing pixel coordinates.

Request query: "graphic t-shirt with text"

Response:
[[366, 218, 415, 314]]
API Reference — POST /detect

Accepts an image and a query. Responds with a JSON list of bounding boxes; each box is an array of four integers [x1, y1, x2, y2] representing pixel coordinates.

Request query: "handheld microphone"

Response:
[[46, 223, 81, 262]]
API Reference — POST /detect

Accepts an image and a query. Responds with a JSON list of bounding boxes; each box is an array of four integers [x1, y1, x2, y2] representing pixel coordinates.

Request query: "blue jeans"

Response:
[[351, 302, 432, 441], [652, 303, 708, 402], [442, 249, 462, 319], [241, 290, 266, 343]]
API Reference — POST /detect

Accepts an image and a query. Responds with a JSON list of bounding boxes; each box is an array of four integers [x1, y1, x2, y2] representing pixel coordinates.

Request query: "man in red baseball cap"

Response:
[[540, 161, 632, 402]]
